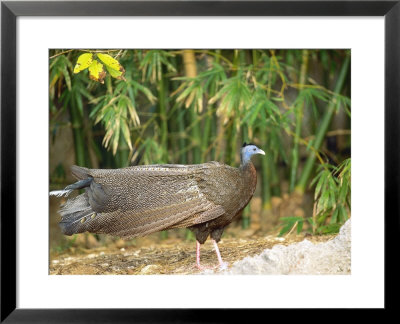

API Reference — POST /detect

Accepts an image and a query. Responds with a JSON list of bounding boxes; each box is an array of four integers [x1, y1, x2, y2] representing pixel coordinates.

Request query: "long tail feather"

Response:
[[49, 178, 93, 197], [49, 189, 73, 197]]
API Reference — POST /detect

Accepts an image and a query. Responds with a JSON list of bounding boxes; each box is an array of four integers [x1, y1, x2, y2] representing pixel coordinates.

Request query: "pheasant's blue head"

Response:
[[241, 142, 265, 164]]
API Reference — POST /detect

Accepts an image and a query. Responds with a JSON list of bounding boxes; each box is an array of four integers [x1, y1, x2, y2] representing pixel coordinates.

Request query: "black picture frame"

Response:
[[1, 0, 398, 321]]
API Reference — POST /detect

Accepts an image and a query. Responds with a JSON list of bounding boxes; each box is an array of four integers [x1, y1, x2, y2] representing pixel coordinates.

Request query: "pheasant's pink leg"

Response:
[[196, 241, 202, 269], [195, 241, 214, 270], [195, 241, 209, 270], [211, 239, 229, 270]]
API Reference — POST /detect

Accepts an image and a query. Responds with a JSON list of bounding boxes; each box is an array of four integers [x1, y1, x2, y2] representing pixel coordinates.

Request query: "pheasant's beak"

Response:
[[257, 149, 266, 156]]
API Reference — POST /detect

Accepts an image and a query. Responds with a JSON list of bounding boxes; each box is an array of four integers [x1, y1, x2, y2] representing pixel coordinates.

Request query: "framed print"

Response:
[[1, 0, 398, 321]]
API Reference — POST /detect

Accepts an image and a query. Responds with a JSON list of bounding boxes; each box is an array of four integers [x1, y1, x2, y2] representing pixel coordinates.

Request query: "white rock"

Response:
[[225, 219, 351, 275]]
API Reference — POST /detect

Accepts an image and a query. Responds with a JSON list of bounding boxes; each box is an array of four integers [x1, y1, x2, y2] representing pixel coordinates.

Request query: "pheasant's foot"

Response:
[[218, 261, 229, 271], [195, 263, 214, 271], [195, 240, 214, 271], [211, 239, 229, 271]]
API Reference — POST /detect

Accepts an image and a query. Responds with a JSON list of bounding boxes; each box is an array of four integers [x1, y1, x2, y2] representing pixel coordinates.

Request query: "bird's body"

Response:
[[51, 143, 264, 269]]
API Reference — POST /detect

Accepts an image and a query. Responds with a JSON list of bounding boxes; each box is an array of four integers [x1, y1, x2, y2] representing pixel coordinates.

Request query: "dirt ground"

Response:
[[49, 230, 336, 275]]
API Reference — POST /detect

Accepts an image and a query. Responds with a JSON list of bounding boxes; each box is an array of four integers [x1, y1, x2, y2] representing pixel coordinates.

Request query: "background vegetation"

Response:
[[49, 49, 351, 251]]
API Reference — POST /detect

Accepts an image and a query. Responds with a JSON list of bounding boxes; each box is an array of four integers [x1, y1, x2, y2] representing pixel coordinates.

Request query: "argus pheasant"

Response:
[[50, 143, 265, 270]]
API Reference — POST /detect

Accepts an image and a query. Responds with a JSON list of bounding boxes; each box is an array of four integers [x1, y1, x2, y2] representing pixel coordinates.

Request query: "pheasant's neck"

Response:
[[240, 161, 257, 194]]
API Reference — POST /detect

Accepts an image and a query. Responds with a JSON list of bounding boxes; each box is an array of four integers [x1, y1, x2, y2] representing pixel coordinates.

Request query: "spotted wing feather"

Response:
[[59, 164, 226, 238]]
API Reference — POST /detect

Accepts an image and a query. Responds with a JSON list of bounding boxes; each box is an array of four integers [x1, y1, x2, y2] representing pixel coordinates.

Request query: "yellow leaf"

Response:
[[97, 53, 125, 73], [88, 60, 106, 84], [73, 53, 93, 74]]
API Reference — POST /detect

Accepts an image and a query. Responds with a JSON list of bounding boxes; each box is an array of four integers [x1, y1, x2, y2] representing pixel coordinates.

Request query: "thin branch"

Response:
[[49, 49, 121, 59], [49, 49, 74, 59]]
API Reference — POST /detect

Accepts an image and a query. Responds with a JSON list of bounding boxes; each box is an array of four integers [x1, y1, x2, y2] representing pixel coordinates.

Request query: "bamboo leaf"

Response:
[[307, 217, 316, 227], [105, 65, 126, 81], [340, 205, 349, 222], [278, 223, 293, 236], [317, 223, 341, 234], [185, 89, 196, 109], [126, 99, 140, 127], [112, 118, 120, 155], [121, 121, 133, 151], [314, 174, 326, 200], [131, 80, 157, 104], [331, 207, 339, 224], [89, 102, 103, 119], [297, 220, 303, 234], [242, 102, 262, 126], [61, 65, 71, 90]]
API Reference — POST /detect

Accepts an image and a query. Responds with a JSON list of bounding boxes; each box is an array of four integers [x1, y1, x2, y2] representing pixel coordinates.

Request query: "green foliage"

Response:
[[173, 62, 226, 112], [139, 50, 176, 83], [312, 158, 351, 234], [209, 69, 252, 122], [50, 54, 73, 111], [278, 216, 311, 236], [279, 158, 351, 236], [93, 93, 139, 154], [134, 137, 166, 165]]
